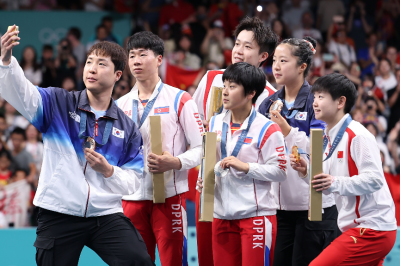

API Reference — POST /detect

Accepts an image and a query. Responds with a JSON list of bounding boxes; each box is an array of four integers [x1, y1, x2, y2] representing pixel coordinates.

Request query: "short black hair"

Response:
[[11, 127, 27, 140], [68, 27, 81, 40], [280, 36, 317, 77], [102, 16, 113, 23], [87, 41, 128, 72], [311, 73, 357, 114], [0, 149, 12, 162], [222, 62, 266, 104], [233, 16, 278, 66], [127, 31, 164, 57], [42, 44, 53, 52]]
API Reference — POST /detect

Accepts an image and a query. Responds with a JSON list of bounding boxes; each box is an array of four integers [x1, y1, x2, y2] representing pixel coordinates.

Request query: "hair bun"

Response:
[[303, 36, 317, 49]]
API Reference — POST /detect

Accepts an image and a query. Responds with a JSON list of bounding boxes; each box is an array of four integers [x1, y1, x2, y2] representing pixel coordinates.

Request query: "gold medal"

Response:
[[82, 137, 96, 150], [292, 145, 300, 164]]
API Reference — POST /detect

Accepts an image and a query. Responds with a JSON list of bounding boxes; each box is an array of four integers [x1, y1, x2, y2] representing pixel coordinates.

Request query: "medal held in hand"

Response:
[[292, 145, 300, 164], [269, 99, 283, 118], [82, 137, 96, 150]]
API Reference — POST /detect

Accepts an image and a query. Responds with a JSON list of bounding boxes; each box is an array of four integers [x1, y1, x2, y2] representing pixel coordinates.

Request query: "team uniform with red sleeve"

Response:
[[308, 114, 397, 266], [207, 107, 287, 266], [116, 80, 203, 266], [192, 70, 276, 266]]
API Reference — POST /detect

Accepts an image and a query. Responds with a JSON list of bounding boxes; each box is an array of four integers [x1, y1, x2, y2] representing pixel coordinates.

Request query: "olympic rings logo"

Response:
[[39, 28, 67, 44]]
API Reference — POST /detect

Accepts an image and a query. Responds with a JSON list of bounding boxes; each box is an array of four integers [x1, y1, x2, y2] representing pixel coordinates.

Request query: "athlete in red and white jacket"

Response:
[[292, 73, 397, 266], [192, 16, 279, 266], [117, 80, 203, 200], [193, 70, 276, 122], [209, 108, 287, 220], [117, 31, 202, 266]]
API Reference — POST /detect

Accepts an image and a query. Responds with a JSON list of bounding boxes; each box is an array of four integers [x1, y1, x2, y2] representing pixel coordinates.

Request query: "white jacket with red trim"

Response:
[[193, 70, 276, 121], [116, 80, 203, 200], [322, 114, 397, 232], [209, 107, 287, 220]]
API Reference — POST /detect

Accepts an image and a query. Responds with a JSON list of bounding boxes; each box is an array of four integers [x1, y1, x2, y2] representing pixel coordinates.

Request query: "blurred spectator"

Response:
[[271, 18, 289, 41], [29, 0, 56, 10], [375, 58, 397, 101], [0, 149, 12, 186], [8, 169, 28, 183], [358, 32, 380, 76], [158, 0, 195, 33], [387, 68, 400, 133], [207, 0, 243, 37], [112, 80, 130, 101], [25, 124, 43, 180], [256, 2, 279, 28], [365, 122, 392, 171], [61, 77, 76, 92], [363, 97, 387, 134], [40, 44, 57, 88], [346, 0, 372, 51], [292, 11, 323, 42], [386, 45, 400, 72], [20, 46, 42, 86], [205, 60, 219, 71], [84, 0, 105, 11], [67, 27, 86, 67], [87, 25, 108, 51], [0, 114, 8, 145], [328, 29, 357, 68], [376, 0, 399, 43], [282, 0, 308, 34], [201, 20, 233, 68], [172, 34, 201, 70], [345, 62, 362, 89], [55, 38, 77, 87], [388, 121, 400, 173], [351, 107, 364, 123], [9, 127, 36, 185], [0, 0, 29, 10], [102, 16, 122, 45], [317, 0, 345, 37]]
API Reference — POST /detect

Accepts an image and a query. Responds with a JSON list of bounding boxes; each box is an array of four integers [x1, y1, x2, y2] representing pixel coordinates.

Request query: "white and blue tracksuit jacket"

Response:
[[0, 56, 144, 217]]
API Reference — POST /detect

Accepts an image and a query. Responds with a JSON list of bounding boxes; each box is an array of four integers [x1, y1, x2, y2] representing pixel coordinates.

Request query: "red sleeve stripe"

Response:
[[204, 70, 224, 120], [260, 123, 282, 150], [346, 127, 361, 222], [265, 84, 276, 97], [178, 91, 192, 118]]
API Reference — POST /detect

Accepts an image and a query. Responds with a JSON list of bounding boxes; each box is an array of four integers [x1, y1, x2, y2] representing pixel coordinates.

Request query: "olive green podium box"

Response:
[[308, 129, 324, 221], [149, 116, 165, 204], [198, 132, 217, 222]]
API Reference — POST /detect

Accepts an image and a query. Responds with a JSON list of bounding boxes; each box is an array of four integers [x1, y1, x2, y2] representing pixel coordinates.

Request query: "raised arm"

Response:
[[0, 26, 45, 129]]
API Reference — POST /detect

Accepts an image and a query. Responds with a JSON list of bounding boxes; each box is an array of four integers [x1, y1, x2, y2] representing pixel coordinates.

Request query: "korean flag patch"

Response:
[[112, 127, 125, 139], [295, 112, 307, 121]]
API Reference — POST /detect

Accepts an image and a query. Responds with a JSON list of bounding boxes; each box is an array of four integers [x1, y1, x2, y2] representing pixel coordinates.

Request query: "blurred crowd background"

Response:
[[0, 0, 400, 229]]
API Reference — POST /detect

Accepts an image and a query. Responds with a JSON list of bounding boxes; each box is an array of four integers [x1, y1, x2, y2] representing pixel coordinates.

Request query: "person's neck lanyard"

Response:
[[277, 97, 298, 119], [221, 109, 256, 159], [78, 111, 113, 147], [132, 81, 163, 129], [323, 115, 352, 162]]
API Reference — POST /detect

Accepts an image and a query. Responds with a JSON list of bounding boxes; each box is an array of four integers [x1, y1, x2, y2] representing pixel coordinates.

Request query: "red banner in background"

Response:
[[165, 62, 202, 91]]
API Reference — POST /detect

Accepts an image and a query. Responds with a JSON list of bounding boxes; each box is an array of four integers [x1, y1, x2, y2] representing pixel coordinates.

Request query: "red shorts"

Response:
[[195, 190, 214, 266], [310, 228, 397, 266], [212, 215, 277, 266], [122, 194, 187, 266]]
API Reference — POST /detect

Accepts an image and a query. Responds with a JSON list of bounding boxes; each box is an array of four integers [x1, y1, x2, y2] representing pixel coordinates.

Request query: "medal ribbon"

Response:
[[323, 115, 352, 161], [78, 111, 113, 146], [221, 109, 257, 159], [132, 81, 163, 128]]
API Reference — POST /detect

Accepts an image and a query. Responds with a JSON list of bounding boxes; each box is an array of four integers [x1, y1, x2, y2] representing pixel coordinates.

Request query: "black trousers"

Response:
[[273, 206, 341, 266], [34, 208, 155, 266]]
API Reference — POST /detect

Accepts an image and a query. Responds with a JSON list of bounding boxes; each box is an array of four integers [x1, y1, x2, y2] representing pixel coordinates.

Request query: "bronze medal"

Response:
[[82, 137, 96, 150]]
